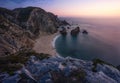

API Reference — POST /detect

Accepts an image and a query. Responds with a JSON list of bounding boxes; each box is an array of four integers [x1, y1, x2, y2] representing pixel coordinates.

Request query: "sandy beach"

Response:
[[33, 32, 59, 56]]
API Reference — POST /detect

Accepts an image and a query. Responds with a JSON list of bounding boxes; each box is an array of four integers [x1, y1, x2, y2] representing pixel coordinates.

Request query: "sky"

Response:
[[0, 0, 120, 18]]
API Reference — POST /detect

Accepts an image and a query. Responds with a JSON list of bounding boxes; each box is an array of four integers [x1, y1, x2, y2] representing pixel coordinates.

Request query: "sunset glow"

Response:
[[0, 0, 120, 17], [48, 0, 120, 17]]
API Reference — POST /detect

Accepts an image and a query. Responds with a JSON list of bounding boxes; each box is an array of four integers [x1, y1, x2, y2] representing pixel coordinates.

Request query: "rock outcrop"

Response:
[[71, 27, 80, 35], [82, 30, 88, 34], [0, 55, 120, 83], [59, 27, 67, 35]]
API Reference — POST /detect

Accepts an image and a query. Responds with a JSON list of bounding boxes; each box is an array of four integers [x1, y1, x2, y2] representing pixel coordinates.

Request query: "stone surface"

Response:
[[71, 27, 80, 35], [82, 30, 88, 34], [1, 56, 120, 83]]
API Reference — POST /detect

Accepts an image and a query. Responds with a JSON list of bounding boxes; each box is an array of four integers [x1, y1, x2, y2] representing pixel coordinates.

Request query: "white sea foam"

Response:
[[52, 35, 60, 49], [51, 34, 61, 56]]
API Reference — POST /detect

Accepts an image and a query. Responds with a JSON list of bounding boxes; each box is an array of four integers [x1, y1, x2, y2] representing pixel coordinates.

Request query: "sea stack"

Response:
[[82, 30, 88, 34], [71, 27, 80, 35], [59, 27, 67, 35]]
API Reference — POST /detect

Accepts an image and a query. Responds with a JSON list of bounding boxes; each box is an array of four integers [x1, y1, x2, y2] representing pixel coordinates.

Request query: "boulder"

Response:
[[59, 27, 67, 35], [82, 30, 88, 34], [71, 27, 80, 35]]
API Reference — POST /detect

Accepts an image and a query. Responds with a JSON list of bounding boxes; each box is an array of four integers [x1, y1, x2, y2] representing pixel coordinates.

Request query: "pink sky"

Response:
[[1, 0, 120, 17], [47, 0, 120, 17]]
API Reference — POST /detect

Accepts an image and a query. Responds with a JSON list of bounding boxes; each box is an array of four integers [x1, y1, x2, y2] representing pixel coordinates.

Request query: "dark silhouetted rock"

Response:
[[71, 27, 80, 35], [117, 65, 120, 71], [82, 30, 88, 34], [59, 27, 67, 35]]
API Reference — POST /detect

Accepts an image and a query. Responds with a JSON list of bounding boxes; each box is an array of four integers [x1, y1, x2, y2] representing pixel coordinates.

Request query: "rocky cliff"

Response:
[[13, 7, 62, 36], [0, 15, 34, 56], [0, 7, 67, 56]]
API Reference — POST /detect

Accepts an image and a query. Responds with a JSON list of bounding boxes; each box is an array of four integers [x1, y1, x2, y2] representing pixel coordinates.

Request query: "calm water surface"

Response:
[[55, 18, 120, 66]]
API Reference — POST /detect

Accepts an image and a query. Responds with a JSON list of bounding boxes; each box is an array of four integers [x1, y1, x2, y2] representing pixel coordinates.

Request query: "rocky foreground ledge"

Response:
[[0, 51, 120, 83]]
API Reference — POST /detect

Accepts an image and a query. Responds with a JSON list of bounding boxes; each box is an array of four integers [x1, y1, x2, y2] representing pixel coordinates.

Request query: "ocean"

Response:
[[55, 17, 120, 66]]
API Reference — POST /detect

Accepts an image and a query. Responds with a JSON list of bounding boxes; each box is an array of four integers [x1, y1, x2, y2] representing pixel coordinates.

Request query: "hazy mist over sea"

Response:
[[56, 17, 120, 66]]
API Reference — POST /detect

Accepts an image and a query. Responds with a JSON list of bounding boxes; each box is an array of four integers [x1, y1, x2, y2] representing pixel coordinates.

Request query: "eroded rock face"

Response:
[[13, 7, 65, 36], [0, 15, 34, 56], [0, 56, 120, 83], [71, 27, 80, 35]]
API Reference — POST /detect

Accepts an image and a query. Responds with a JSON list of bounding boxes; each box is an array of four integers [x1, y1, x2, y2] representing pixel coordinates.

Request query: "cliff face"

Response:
[[13, 7, 65, 36], [0, 15, 34, 56], [0, 7, 66, 56]]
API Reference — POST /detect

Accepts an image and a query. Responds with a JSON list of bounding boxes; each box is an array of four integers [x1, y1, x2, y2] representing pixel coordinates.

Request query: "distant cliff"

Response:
[[0, 7, 69, 56]]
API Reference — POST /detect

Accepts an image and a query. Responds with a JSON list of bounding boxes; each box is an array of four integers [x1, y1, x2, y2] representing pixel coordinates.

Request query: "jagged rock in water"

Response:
[[71, 27, 80, 35], [59, 27, 67, 35], [82, 30, 88, 34]]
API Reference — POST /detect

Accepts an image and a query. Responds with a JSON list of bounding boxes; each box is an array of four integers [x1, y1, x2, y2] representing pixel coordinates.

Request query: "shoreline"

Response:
[[52, 34, 60, 49], [33, 32, 60, 56]]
